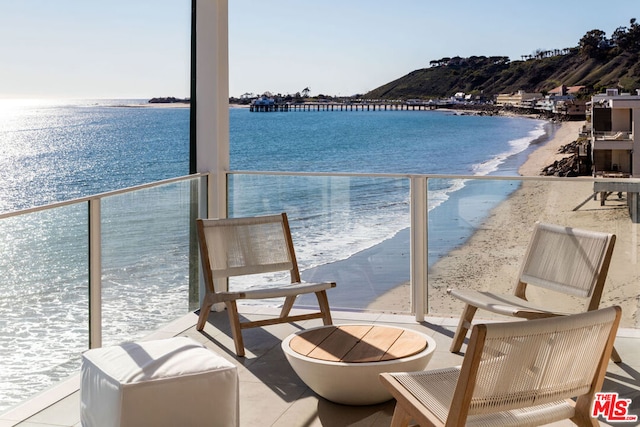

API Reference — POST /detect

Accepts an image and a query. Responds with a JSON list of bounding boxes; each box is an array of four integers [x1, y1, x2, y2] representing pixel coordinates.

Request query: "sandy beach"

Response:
[[365, 120, 640, 328]]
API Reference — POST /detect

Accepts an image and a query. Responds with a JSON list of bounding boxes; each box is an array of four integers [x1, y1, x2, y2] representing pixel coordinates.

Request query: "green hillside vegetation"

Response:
[[365, 19, 640, 100]]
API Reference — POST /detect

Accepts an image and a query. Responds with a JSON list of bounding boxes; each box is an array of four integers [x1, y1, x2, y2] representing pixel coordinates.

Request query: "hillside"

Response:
[[365, 21, 640, 100]]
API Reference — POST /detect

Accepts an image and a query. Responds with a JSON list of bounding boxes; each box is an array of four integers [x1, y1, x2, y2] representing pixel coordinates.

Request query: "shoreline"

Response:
[[424, 120, 587, 316], [367, 121, 640, 328], [360, 120, 573, 314], [300, 118, 562, 313], [365, 119, 638, 327]]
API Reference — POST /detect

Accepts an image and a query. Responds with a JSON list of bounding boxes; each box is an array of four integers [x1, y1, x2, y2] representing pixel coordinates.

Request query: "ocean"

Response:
[[0, 99, 551, 412]]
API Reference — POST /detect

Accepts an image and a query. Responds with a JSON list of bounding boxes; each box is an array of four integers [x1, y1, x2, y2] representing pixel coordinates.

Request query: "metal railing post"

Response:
[[410, 176, 428, 321], [198, 174, 212, 309], [188, 177, 202, 311], [88, 198, 102, 348]]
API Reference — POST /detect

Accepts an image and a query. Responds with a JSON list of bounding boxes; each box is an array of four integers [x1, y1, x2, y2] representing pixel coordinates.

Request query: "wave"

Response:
[[288, 120, 549, 274], [472, 121, 547, 176]]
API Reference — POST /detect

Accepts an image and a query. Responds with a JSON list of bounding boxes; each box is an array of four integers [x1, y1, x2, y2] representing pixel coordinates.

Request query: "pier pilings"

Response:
[[249, 102, 442, 112]]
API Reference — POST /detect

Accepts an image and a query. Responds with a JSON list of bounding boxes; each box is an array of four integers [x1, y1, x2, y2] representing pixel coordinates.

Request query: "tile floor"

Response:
[[2, 306, 639, 427]]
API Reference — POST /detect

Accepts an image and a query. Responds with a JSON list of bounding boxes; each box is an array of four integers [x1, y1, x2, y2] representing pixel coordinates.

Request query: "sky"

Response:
[[0, 0, 638, 99]]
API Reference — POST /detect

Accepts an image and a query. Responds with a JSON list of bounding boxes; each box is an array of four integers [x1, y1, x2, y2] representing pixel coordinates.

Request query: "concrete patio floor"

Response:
[[2, 306, 639, 427]]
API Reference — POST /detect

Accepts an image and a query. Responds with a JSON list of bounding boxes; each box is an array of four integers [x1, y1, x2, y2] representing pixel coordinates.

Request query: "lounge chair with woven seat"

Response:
[[380, 306, 621, 427], [447, 221, 620, 362], [196, 213, 336, 357]]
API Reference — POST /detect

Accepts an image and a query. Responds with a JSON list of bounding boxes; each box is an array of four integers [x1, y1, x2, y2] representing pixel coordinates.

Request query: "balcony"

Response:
[[592, 131, 634, 151], [1, 172, 640, 425], [3, 308, 639, 427]]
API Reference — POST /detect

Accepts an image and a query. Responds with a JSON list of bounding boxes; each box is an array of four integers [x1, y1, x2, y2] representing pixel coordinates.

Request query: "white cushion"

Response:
[[80, 337, 238, 427]]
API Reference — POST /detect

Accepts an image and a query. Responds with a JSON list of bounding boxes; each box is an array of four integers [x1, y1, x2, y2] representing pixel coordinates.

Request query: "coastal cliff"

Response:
[[366, 19, 640, 99]]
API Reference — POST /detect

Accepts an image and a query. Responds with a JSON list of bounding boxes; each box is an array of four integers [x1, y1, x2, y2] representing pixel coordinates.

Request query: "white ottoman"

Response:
[[80, 337, 238, 427]]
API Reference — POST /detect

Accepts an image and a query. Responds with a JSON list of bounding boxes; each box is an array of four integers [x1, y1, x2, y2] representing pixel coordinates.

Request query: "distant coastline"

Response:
[[148, 96, 190, 104], [148, 97, 575, 122]]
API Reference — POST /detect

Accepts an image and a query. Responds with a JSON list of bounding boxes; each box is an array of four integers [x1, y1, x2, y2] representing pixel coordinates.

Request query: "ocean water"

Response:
[[0, 99, 190, 212], [231, 107, 546, 175], [0, 100, 549, 412], [229, 107, 550, 275]]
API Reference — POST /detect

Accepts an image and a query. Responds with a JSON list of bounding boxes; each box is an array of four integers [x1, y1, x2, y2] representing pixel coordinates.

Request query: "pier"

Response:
[[249, 102, 448, 112]]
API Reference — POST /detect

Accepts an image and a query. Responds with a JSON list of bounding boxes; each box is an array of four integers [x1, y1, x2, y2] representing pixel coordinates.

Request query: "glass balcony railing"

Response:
[[2, 171, 640, 414], [100, 180, 202, 346], [0, 174, 204, 414], [228, 172, 412, 312], [425, 176, 639, 322], [228, 171, 640, 329], [0, 204, 88, 411]]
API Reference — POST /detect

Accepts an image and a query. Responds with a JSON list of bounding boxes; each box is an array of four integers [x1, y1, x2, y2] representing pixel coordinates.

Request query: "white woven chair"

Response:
[[380, 306, 621, 427], [196, 213, 336, 357], [447, 221, 620, 362]]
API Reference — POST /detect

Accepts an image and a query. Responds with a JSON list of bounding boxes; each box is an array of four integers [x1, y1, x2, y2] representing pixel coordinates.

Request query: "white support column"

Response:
[[410, 176, 428, 321], [195, 0, 229, 308], [195, 0, 229, 220]]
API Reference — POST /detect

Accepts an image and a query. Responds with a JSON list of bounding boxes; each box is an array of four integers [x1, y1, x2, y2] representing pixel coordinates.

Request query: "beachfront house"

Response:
[[536, 85, 587, 117], [495, 90, 542, 108], [590, 88, 640, 220], [495, 85, 586, 117], [590, 88, 640, 177]]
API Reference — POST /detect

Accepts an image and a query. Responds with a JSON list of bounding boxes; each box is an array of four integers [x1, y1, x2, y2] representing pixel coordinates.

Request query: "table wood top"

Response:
[[289, 325, 427, 363]]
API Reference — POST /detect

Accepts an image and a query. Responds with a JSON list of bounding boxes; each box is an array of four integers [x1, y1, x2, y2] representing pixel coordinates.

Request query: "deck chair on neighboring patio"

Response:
[[380, 306, 621, 427], [447, 221, 621, 362], [196, 213, 336, 357]]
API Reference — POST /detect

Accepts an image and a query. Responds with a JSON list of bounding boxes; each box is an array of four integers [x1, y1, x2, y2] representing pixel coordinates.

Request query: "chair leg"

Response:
[[280, 296, 296, 318], [196, 301, 213, 331], [450, 304, 477, 353], [225, 300, 246, 357], [389, 404, 413, 427], [571, 395, 600, 426], [611, 346, 622, 363], [316, 290, 333, 325]]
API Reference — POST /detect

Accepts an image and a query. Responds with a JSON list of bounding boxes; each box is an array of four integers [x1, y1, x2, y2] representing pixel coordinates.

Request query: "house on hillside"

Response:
[[548, 85, 586, 97], [589, 88, 640, 220]]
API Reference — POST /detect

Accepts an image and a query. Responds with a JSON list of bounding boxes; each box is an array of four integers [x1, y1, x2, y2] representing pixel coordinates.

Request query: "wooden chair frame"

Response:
[[447, 222, 620, 362], [380, 306, 622, 427], [195, 213, 336, 357]]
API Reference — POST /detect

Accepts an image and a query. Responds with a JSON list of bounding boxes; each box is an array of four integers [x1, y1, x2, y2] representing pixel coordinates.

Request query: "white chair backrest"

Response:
[[465, 306, 620, 416], [519, 222, 614, 298], [197, 214, 297, 280]]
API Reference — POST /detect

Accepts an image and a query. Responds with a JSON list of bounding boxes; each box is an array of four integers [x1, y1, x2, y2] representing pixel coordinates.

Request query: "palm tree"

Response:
[[302, 87, 310, 97]]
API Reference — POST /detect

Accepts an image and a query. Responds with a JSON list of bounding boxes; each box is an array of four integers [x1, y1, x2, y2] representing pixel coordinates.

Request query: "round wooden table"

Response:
[[282, 324, 436, 405]]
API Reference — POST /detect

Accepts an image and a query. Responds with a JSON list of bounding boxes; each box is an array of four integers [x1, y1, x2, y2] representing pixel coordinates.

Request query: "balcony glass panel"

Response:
[[228, 172, 639, 329], [427, 176, 638, 329], [0, 204, 88, 413], [0, 176, 201, 414], [101, 180, 200, 347], [3, 172, 640, 415], [228, 173, 411, 312]]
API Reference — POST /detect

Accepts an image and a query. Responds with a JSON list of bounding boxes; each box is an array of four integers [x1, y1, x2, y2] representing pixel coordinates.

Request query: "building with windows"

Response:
[[590, 88, 640, 220], [495, 90, 541, 108], [590, 89, 640, 177], [539, 85, 587, 117]]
